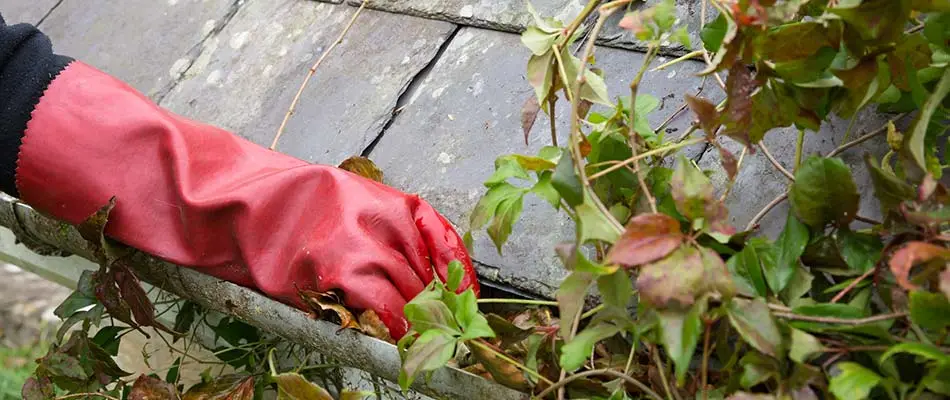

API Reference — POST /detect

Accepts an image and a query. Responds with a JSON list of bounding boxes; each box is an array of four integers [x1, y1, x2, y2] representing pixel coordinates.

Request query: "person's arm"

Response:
[[0, 14, 478, 339]]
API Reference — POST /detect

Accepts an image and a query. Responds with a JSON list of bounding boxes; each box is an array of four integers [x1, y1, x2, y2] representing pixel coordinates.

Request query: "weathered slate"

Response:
[[345, 0, 710, 55], [699, 110, 897, 239], [38, 0, 238, 99], [370, 27, 715, 298], [0, 0, 59, 25], [161, 0, 457, 164]]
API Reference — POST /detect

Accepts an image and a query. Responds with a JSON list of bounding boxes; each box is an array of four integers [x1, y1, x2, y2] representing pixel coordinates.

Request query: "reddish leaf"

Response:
[[130, 374, 179, 400], [721, 64, 758, 147], [607, 213, 684, 267], [273, 373, 333, 400], [114, 263, 174, 335], [618, 11, 648, 37], [717, 145, 739, 181], [522, 95, 541, 145], [889, 242, 950, 290], [685, 94, 721, 136], [469, 340, 531, 390], [21, 377, 54, 400], [637, 245, 734, 310], [579, 135, 592, 157], [94, 269, 133, 328]]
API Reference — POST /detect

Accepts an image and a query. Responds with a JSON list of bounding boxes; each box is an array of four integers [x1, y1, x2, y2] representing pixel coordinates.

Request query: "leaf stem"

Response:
[[629, 44, 661, 214], [701, 318, 713, 400], [794, 128, 804, 173], [745, 192, 788, 231], [650, 343, 678, 400], [272, 0, 368, 150], [477, 298, 558, 306], [469, 339, 554, 385], [759, 142, 794, 181], [825, 113, 908, 158], [533, 369, 664, 400], [651, 50, 704, 72], [549, 96, 559, 146], [589, 137, 707, 180], [580, 304, 605, 320], [560, 0, 601, 47], [771, 310, 907, 326], [830, 267, 875, 304]]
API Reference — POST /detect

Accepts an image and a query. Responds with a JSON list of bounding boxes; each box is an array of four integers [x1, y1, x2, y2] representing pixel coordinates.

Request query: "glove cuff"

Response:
[[0, 18, 72, 196]]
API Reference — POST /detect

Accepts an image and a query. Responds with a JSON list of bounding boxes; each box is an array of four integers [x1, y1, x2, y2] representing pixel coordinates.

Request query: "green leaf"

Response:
[[455, 290, 495, 340], [924, 364, 950, 395], [470, 183, 526, 229], [914, 0, 950, 11], [531, 171, 560, 209], [658, 305, 703, 385], [166, 357, 182, 383], [485, 157, 530, 187], [829, 0, 910, 44], [447, 260, 464, 292], [560, 323, 623, 371], [904, 68, 950, 175], [527, 51, 555, 103], [552, 150, 583, 207], [43, 352, 87, 380], [700, 13, 728, 52], [829, 362, 881, 400], [880, 342, 950, 366], [727, 298, 782, 358], [173, 301, 200, 340], [92, 326, 124, 356], [597, 270, 633, 309], [404, 299, 461, 335], [488, 189, 526, 254], [671, 26, 691, 49], [837, 229, 883, 273], [54, 270, 98, 319], [576, 193, 621, 244], [770, 212, 809, 293], [780, 265, 814, 305], [521, 27, 558, 56], [789, 156, 860, 228], [909, 290, 950, 331], [789, 328, 824, 363], [864, 154, 915, 214], [739, 352, 778, 389], [671, 156, 714, 221], [557, 271, 593, 338], [399, 330, 458, 390], [731, 240, 769, 297]]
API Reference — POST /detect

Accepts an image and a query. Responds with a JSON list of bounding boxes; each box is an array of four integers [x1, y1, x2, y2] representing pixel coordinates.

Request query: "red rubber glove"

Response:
[[15, 62, 479, 339]]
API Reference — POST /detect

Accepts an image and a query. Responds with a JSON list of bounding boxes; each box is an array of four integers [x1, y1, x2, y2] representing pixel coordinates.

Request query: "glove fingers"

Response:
[[412, 199, 479, 296]]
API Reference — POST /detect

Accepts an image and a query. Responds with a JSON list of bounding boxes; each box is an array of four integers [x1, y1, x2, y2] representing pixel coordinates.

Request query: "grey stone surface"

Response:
[[700, 110, 898, 239], [161, 0, 457, 164], [39, 0, 239, 98], [370, 27, 717, 298], [347, 0, 709, 55], [0, 0, 59, 25]]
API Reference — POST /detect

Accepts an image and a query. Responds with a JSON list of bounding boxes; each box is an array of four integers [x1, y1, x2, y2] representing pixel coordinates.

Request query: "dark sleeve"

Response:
[[0, 13, 73, 196]]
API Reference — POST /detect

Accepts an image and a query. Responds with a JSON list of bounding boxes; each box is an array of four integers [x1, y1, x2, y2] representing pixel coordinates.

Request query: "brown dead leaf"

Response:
[[522, 95, 541, 145], [298, 289, 361, 331], [338, 156, 383, 183], [129, 374, 179, 400], [721, 64, 757, 147], [358, 310, 394, 343], [469, 340, 531, 391], [889, 242, 950, 290], [580, 135, 593, 157], [717, 145, 739, 181], [685, 95, 721, 137], [607, 213, 684, 267]]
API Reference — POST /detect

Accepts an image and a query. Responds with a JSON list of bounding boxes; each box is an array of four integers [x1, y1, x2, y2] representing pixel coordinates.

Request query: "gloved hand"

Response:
[[13, 60, 478, 339]]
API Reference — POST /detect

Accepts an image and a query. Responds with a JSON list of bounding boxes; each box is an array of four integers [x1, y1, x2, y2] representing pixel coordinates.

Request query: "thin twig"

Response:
[[549, 96, 559, 146], [651, 50, 704, 72], [794, 128, 805, 173], [759, 142, 795, 181], [271, 0, 368, 150], [855, 215, 883, 225], [701, 319, 712, 400], [745, 192, 788, 231], [650, 343, 679, 400], [700, 0, 726, 90], [772, 311, 907, 326], [825, 113, 908, 158], [534, 369, 664, 400], [590, 137, 706, 180], [830, 268, 875, 304], [477, 298, 558, 306], [629, 44, 661, 214], [567, 0, 627, 235]]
